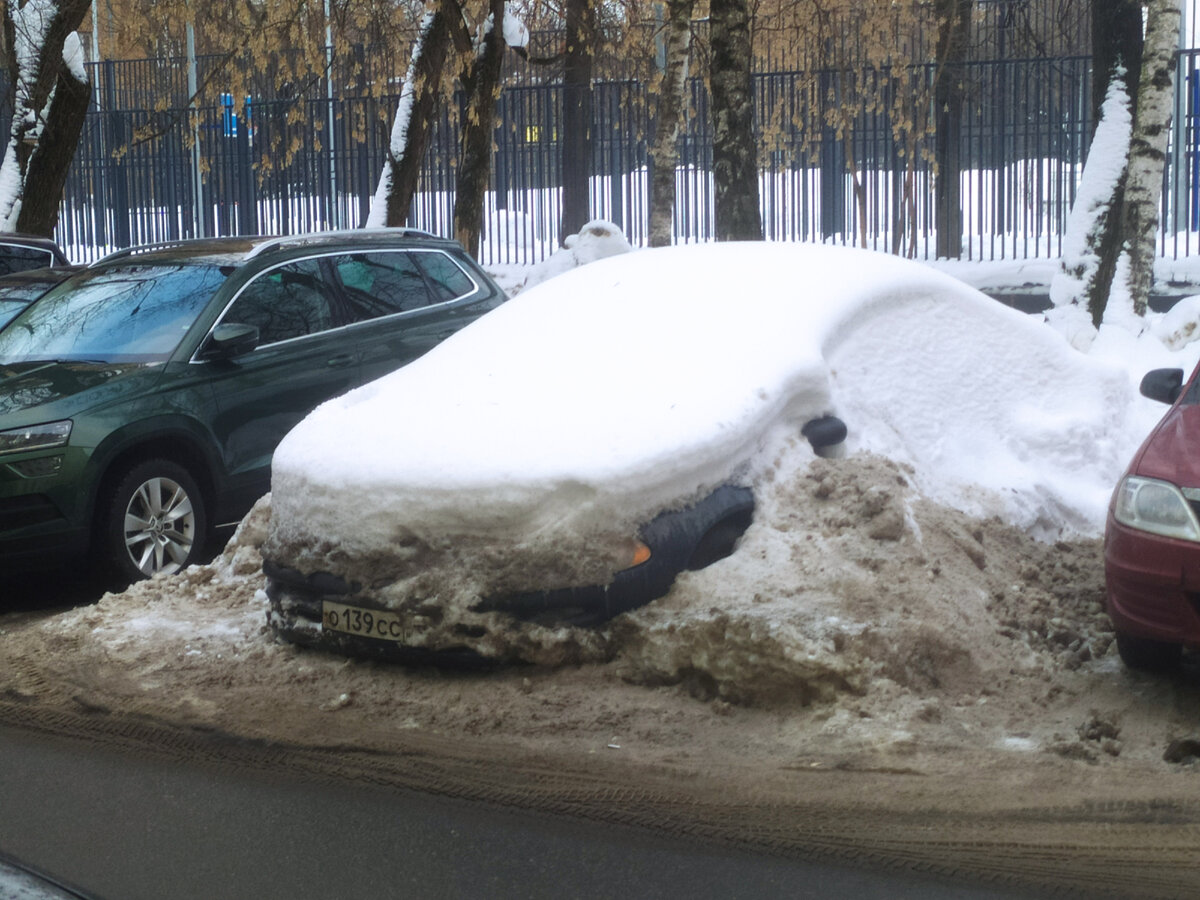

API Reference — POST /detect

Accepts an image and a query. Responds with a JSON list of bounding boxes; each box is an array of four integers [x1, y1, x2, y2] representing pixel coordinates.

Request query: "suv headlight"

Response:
[[1113, 476, 1200, 542], [0, 420, 72, 456]]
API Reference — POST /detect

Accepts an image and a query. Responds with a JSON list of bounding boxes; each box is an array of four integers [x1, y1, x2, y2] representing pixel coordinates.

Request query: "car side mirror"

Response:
[[802, 415, 848, 456], [200, 322, 259, 360], [1140, 368, 1184, 405]]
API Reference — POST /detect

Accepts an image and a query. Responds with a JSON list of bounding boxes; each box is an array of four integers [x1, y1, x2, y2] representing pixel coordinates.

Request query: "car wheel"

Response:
[[103, 459, 207, 581], [1115, 631, 1182, 672]]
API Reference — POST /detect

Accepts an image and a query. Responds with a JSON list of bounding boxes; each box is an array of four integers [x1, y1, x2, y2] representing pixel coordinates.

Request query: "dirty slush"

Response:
[[3, 454, 1200, 898]]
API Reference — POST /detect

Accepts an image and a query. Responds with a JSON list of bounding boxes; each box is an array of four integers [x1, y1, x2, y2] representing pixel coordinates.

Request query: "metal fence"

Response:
[[38, 42, 1200, 265]]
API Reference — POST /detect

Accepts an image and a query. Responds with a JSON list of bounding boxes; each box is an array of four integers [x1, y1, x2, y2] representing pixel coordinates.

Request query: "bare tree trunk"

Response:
[[1091, 0, 1143, 138], [709, 0, 761, 242], [368, 2, 456, 228], [559, 0, 594, 239], [453, 0, 506, 257], [1045, 71, 1133, 326], [647, 0, 694, 249], [1082, 0, 1143, 325], [0, 0, 92, 234], [1120, 0, 1183, 316], [18, 57, 88, 234], [933, 0, 972, 260], [842, 139, 868, 249], [1084, 76, 1133, 326]]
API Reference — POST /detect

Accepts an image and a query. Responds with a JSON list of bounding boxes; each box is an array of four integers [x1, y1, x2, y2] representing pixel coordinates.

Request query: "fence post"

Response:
[[237, 112, 256, 234], [103, 60, 130, 249], [187, 21, 205, 239], [819, 69, 845, 240], [324, 0, 340, 230], [1173, 15, 1189, 233]]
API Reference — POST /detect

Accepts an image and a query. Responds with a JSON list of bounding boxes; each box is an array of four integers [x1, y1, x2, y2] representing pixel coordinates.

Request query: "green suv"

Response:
[[0, 229, 505, 581]]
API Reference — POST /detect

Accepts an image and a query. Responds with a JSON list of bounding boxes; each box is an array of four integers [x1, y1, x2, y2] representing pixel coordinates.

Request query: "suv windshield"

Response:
[[0, 263, 227, 364]]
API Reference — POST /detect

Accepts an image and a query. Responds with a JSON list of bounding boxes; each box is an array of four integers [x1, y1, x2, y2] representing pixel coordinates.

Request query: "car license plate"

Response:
[[322, 601, 411, 643]]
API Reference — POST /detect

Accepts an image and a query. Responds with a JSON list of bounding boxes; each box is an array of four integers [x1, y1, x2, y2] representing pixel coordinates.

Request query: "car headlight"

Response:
[[0, 420, 72, 456], [1113, 476, 1200, 542], [617, 539, 652, 570]]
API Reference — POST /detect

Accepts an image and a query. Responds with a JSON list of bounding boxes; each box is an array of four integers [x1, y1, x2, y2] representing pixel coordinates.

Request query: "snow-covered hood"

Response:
[[268, 244, 937, 552]]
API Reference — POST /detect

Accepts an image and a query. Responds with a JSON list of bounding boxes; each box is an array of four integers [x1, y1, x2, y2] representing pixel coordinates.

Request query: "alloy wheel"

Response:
[[122, 475, 197, 576]]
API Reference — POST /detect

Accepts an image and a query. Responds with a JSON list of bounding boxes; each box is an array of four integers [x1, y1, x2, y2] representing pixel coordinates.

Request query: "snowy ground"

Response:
[[5, 231, 1200, 895]]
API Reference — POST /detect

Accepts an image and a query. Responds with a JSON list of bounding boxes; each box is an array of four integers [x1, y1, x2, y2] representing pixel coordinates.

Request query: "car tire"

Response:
[[102, 459, 207, 582], [1115, 631, 1182, 672]]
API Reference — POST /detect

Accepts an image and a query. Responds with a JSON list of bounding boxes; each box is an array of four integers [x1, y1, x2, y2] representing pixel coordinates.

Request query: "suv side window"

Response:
[[333, 251, 432, 322], [0, 244, 54, 276], [225, 259, 335, 346], [413, 251, 476, 302]]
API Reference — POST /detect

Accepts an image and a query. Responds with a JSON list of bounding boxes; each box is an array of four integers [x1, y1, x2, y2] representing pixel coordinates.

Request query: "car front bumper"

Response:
[[1104, 514, 1200, 648], [263, 544, 689, 665], [265, 484, 755, 663]]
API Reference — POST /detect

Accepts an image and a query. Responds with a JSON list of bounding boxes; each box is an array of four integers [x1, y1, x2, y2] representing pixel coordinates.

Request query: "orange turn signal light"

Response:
[[630, 540, 652, 567]]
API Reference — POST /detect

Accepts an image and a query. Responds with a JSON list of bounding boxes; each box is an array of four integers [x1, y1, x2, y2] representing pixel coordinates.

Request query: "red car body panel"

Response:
[[1105, 363, 1200, 648]]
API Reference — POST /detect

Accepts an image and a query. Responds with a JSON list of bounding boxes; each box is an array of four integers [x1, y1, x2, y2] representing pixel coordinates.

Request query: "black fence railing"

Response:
[[36, 45, 1200, 264]]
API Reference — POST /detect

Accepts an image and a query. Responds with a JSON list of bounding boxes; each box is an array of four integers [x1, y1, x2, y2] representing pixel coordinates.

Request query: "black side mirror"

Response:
[[1140, 368, 1185, 405], [802, 415, 848, 453], [199, 322, 259, 361]]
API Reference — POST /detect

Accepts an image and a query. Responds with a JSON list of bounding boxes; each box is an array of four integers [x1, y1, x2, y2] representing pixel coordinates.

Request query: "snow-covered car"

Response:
[[263, 242, 1136, 665], [1105, 365, 1200, 669]]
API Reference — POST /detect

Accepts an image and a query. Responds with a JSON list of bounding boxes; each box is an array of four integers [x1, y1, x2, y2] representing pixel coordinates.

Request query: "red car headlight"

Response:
[[1113, 476, 1200, 542]]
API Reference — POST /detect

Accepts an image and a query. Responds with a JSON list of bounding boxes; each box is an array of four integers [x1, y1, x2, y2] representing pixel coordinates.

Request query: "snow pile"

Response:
[[1150, 294, 1200, 350], [613, 453, 1111, 706], [264, 242, 1151, 662], [25, 498, 274, 712], [825, 284, 1134, 538], [516, 219, 632, 294]]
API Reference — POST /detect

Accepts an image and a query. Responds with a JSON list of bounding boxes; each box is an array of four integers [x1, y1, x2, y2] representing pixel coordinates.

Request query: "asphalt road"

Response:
[[0, 725, 1050, 900]]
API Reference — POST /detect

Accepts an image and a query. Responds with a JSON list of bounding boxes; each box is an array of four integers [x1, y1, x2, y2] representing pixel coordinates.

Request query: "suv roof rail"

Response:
[[95, 236, 265, 264], [245, 227, 442, 260]]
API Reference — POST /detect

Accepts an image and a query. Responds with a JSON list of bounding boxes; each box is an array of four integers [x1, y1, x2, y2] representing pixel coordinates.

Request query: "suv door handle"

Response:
[[326, 354, 354, 368]]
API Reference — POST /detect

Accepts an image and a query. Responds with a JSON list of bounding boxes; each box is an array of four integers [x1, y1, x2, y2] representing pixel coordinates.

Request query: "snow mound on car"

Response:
[[266, 242, 1135, 636], [824, 285, 1135, 539], [614, 452, 1112, 706]]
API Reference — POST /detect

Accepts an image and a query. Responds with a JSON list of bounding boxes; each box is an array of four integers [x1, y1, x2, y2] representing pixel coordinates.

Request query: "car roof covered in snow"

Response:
[[267, 242, 1136, 564]]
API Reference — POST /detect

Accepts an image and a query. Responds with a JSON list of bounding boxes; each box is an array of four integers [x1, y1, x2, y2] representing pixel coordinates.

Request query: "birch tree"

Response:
[[0, 0, 92, 236], [1118, 0, 1183, 317], [647, 0, 694, 248], [709, 0, 761, 241], [1054, 0, 1181, 327], [366, 2, 458, 228]]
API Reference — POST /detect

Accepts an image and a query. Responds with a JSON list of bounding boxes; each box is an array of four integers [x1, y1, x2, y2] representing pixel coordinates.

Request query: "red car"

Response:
[[1105, 365, 1200, 669]]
